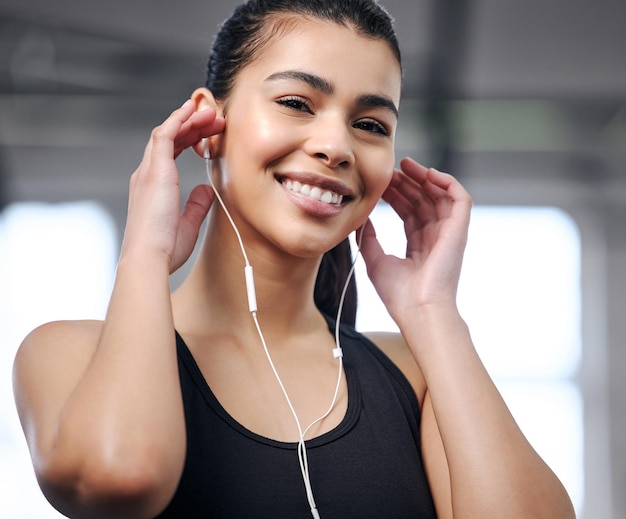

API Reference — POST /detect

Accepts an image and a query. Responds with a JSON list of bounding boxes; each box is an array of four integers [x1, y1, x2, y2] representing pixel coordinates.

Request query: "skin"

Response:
[[12, 18, 576, 519]]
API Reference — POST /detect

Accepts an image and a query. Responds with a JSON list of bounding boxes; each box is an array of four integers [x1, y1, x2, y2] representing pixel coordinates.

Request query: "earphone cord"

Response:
[[204, 154, 363, 519]]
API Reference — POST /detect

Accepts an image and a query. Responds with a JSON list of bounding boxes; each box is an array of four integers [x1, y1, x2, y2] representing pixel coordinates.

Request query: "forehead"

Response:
[[237, 17, 402, 102]]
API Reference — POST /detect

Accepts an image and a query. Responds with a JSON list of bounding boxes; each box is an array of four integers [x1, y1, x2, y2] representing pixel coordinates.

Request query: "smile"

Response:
[[281, 179, 344, 205]]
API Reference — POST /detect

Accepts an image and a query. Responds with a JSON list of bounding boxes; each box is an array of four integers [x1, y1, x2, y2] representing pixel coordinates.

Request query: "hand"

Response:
[[121, 99, 226, 273], [359, 157, 473, 323]]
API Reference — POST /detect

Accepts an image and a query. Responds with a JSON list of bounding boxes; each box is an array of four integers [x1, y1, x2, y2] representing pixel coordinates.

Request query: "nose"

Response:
[[304, 115, 355, 169]]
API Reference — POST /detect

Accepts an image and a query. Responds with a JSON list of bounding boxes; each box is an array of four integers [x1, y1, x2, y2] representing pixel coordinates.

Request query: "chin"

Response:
[[275, 233, 343, 260]]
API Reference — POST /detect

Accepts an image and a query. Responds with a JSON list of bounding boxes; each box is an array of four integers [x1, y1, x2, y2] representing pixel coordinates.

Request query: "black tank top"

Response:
[[156, 319, 437, 518]]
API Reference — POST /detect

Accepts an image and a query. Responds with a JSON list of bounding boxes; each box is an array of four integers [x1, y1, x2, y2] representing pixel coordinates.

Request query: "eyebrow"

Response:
[[265, 70, 398, 118], [356, 94, 398, 119]]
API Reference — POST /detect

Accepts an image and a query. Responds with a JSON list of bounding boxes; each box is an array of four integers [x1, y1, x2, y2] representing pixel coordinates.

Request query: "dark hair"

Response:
[[206, 0, 401, 101], [314, 237, 358, 326], [206, 0, 400, 326]]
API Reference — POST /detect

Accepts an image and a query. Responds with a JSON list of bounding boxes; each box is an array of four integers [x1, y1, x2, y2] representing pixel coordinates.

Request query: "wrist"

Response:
[[394, 298, 462, 328], [116, 246, 172, 277], [396, 302, 470, 354]]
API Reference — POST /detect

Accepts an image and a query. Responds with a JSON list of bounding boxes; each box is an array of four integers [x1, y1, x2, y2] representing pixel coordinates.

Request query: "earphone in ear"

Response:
[[202, 137, 210, 160]]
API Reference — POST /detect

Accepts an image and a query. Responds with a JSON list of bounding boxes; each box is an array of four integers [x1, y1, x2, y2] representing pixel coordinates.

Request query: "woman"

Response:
[[13, 0, 576, 518]]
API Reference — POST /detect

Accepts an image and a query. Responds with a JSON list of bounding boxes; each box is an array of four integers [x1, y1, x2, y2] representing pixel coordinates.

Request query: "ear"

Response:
[[190, 87, 224, 159]]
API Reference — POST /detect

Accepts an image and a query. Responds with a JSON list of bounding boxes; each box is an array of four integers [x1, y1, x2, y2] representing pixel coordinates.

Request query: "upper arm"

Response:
[[420, 390, 453, 519], [13, 320, 102, 468], [364, 332, 453, 518]]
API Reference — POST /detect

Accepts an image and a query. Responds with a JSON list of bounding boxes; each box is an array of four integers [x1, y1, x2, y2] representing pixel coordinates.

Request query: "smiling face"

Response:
[[208, 18, 402, 258]]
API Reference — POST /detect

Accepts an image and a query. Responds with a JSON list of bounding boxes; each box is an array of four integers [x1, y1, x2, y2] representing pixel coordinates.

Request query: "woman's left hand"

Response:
[[359, 157, 473, 325]]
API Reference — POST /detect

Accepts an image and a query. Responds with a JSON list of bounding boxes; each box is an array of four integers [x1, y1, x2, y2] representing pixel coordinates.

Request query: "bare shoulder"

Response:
[[15, 319, 103, 371], [13, 320, 104, 442], [14, 319, 104, 398], [362, 331, 427, 406]]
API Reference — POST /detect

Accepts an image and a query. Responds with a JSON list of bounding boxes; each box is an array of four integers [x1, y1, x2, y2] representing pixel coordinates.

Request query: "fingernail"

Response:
[[181, 99, 193, 108]]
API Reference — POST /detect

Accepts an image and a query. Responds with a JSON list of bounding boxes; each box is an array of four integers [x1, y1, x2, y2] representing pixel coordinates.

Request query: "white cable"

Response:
[[203, 150, 362, 518], [203, 152, 251, 267]]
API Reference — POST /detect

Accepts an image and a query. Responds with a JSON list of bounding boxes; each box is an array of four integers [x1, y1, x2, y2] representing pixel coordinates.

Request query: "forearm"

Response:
[[400, 305, 575, 518]]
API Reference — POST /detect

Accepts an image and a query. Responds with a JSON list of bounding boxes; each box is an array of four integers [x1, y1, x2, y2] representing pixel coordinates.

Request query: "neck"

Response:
[[172, 210, 327, 339]]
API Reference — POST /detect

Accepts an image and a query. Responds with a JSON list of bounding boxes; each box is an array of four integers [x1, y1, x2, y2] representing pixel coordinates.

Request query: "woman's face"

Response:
[[212, 18, 402, 258]]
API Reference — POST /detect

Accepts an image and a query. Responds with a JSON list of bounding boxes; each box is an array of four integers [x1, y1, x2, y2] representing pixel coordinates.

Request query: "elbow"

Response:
[[35, 449, 176, 519]]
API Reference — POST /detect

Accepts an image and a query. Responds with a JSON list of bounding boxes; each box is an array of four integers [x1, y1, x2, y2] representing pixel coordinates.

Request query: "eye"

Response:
[[353, 118, 390, 136], [276, 96, 312, 113]]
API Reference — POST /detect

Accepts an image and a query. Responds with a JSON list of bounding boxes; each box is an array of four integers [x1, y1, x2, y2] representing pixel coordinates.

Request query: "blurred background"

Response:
[[0, 0, 624, 517]]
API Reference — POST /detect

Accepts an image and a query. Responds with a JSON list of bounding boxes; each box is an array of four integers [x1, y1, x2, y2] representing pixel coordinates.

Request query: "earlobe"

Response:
[[190, 87, 224, 159]]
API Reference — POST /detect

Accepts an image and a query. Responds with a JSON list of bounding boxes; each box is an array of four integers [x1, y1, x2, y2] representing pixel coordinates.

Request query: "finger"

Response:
[[382, 172, 438, 230], [424, 167, 471, 203], [398, 158, 469, 221], [171, 184, 215, 272], [180, 184, 215, 232], [149, 99, 197, 164], [409, 167, 472, 242], [398, 157, 429, 184], [399, 157, 466, 205], [132, 99, 196, 185], [358, 218, 387, 276], [421, 168, 473, 224], [173, 109, 226, 159], [399, 158, 451, 204]]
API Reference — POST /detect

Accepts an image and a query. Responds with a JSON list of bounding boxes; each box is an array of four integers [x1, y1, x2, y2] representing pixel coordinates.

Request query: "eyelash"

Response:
[[353, 119, 389, 136], [277, 96, 311, 113], [276, 97, 390, 137]]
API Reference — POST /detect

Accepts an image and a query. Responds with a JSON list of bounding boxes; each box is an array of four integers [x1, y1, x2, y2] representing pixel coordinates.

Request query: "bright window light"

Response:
[[458, 207, 581, 379]]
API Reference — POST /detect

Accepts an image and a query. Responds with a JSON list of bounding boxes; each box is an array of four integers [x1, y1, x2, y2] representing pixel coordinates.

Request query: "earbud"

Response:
[[202, 137, 210, 159]]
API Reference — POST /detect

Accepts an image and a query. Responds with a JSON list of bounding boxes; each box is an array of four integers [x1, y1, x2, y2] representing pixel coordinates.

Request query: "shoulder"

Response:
[[14, 319, 104, 394], [15, 319, 103, 368], [362, 331, 427, 407], [13, 320, 103, 425], [22, 318, 103, 342]]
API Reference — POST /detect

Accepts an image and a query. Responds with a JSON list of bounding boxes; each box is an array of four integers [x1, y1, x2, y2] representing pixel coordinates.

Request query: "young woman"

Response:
[[13, 1, 576, 518]]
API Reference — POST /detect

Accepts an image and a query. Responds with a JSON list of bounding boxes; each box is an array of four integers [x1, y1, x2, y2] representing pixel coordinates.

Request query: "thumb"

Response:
[[180, 184, 214, 231], [170, 184, 215, 273], [358, 218, 385, 277]]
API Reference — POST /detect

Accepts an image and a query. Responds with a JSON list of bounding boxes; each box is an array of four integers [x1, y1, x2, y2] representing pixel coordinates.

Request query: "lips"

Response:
[[275, 172, 353, 208], [282, 179, 344, 205]]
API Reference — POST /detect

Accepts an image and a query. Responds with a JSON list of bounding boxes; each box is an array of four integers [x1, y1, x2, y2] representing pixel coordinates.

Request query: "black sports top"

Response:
[[156, 319, 437, 518]]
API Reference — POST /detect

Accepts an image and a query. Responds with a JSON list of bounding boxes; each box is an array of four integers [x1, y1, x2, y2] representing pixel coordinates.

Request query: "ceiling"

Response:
[[0, 0, 625, 207]]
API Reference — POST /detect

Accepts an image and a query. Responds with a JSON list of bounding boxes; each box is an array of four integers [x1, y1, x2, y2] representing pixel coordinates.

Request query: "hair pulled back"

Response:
[[206, 0, 401, 100], [206, 0, 401, 326]]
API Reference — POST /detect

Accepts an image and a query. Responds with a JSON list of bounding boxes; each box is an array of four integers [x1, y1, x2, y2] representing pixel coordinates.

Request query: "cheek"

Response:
[[223, 109, 297, 166], [362, 153, 395, 200], [354, 163, 393, 228]]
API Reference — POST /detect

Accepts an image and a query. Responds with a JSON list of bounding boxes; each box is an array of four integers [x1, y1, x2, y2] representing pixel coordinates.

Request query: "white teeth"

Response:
[[320, 191, 333, 203], [283, 179, 343, 205], [310, 187, 322, 200]]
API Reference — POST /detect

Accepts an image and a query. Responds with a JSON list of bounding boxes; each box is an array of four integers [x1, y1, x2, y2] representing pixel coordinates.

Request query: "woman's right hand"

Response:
[[122, 99, 225, 273]]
